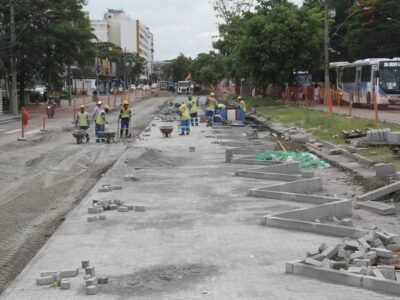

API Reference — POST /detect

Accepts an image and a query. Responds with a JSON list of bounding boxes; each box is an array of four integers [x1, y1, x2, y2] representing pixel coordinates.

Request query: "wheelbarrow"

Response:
[[104, 131, 116, 143], [159, 126, 173, 138], [72, 129, 89, 144]]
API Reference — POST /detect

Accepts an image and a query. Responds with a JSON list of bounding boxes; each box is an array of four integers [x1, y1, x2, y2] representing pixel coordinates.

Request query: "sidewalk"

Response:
[[1, 117, 397, 299], [310, 104, 400, 124]]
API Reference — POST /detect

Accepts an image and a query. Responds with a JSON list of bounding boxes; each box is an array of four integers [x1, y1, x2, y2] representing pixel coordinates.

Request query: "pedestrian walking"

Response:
[[179, 103, 190, 135], [118, 100, 132, 138]]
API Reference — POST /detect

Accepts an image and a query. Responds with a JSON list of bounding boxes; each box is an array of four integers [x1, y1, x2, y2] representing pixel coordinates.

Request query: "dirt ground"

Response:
[[0, 96, 169, 293]]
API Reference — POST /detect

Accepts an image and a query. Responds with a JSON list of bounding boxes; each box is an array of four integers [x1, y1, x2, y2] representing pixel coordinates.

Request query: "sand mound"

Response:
[[125, 149, 182, 168]]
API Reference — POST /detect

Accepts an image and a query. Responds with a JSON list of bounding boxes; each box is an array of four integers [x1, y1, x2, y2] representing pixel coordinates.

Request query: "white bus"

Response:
[[177, 81, 192, 94], [336, 58, 400, 106]]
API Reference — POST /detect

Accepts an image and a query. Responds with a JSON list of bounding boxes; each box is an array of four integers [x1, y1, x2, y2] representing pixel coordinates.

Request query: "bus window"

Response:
[[343, 67, 356, 83], [361, 65, 372, 82]]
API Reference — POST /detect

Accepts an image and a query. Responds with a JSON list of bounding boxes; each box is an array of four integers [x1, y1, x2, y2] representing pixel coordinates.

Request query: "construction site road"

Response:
[[0, 95, 169, 294]]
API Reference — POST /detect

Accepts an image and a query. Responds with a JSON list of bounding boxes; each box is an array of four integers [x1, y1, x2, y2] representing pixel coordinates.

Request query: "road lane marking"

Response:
[[25, 129, 41, 135], [5, 129, 21, 134]]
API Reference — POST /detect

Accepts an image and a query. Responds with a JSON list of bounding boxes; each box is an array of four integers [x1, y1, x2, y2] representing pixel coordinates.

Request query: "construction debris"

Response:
[[255, 151, 329, 169], [303, 230, 400, 277], [356, 201, 396, 216], [367, 128, 391, 144], [375, 163, 396, 178], [342, 129, 367, 140]]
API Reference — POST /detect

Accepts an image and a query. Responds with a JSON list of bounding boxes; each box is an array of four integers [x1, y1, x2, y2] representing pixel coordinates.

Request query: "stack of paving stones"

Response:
[[303, 230, 400, 281], [98, 184, 123, 193], [88, 199, 145, 222], [35, 260, 108, 295], [367, 128, 391, 143]]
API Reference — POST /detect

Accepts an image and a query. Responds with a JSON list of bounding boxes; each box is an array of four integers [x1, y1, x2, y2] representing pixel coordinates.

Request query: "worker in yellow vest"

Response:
[[238, 96, 247, 112], [75, 104, 90, 142], [206, 92, 217, 127], [118, 100, 132, 138], [188, 96, 198, 126], [95, 105, 110, 143], [179, 103, 190, 135]]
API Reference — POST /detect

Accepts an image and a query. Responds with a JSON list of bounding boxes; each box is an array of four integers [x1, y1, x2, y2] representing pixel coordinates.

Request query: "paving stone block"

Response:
[[135, 205, 146, 212], [111, 185, 122, 190], [377, 256, 398, 265], [87, 216, 98, 222], [357, 237, 371, 250], [36, 276, 55, 286], [127, 205, 134, 210], [85, 267, 96, 276], [370, 238, 384, 248], [329, 261, 348, 270], [304, 258, 322, 267], [98, 215, 106, 220], [60, 269, 79, 278], [376, 231, 397, 242], [86, 285, 98, 295], [81, 260, 89, 268], [321, 246, 338, 259], [85, 277, 98, 286], [98, 188, 110, 193], [318, 242, 329, 253], [344, 240, 360, 251], [353, 259, 371, 267], [83, 274, 92, 280], [124, 175, 139, 182], [108, 203, 118, 210], [371, 247, 394, 258], [60, 279, 71, 290], [98, 277, 109, 284], [350, 251, 366, 260], [113, 199, 123, 206], [118, 206, 129, 212], [396, 271, 400, 281], [341, 218, 353, 226], [387, 244, 400, 251], [88, 207, 103, 214], [40, 271, 58, 277], [387, 132, 400, 144]]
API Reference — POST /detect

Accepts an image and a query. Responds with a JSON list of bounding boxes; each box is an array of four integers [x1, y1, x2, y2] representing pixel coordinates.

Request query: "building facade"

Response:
[[90, 9, 154, 80]]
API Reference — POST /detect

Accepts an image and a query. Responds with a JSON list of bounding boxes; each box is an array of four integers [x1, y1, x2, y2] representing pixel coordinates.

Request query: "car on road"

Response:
[[129, 84, 136, 90], [143, 84, 150, 90], [137, 84, 144, 90]]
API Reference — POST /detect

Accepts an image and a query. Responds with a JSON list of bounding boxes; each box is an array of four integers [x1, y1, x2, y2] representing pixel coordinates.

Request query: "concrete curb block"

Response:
[[287, 261, 400, 296], [357, 181, 400, 201]]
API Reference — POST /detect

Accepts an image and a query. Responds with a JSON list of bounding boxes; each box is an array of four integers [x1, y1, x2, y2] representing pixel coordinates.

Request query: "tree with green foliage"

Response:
[[162, 54, 192, 82], [191, 51, 224, 87]]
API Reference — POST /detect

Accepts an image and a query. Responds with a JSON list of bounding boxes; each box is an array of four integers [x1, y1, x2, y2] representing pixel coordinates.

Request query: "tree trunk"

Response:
[[19, 71, 25, 108]]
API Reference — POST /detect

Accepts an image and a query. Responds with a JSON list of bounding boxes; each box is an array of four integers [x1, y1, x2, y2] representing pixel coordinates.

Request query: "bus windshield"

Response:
[[380, 62, 400, 93], [178, 81, 190, 88]]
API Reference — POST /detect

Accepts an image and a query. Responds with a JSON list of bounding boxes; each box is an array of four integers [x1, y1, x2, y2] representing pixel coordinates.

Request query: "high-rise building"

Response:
[[90, 9, 154, 78]]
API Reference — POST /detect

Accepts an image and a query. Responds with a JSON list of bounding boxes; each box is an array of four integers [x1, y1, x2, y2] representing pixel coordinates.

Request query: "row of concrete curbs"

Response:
[[36, 260, 108, 295], [213, 125, 400, 296]]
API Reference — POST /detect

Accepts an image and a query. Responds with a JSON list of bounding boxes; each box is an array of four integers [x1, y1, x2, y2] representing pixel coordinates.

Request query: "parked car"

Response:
[[137, 84, 144, 90], [151, 83, 157, 89], [143, 84, 150, 90], [130, 84, 136, 90]]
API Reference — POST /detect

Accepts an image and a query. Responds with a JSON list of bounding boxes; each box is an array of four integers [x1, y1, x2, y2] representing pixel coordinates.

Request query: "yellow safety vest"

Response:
[[120, 107, 131, 119], [207, 97, 217, 112], [218, 104, 226, 109], [240, 100, 247, 112], [96, 110, 106, 125], [190, 100, 198, 113], [179, 105, 190, 121], [77, 112, 88, 127]]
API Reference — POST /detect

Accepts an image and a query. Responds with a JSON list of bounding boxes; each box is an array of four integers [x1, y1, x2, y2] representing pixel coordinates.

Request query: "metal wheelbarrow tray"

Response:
[[159, 126, 174, 138]]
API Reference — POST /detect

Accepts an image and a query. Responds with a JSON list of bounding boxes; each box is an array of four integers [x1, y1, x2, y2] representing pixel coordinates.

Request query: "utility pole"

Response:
[[10, 0, 18, 114], [324, 0, 330, 105]]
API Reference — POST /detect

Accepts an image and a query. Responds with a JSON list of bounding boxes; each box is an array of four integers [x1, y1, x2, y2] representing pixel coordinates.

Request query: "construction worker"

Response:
[[118, 100, 132, 138], [178, 103, 190, 135], [75, 104, 90, 142], [95, 105, 110, 143], [205, 92, 217, 127], [188, 96, 198, 126], [92, 101, 102, 138], [238, 96, 247, 112]]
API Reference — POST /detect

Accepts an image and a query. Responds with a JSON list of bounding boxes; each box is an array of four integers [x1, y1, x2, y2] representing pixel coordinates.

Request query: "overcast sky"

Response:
[[85, 0, 303, 61]]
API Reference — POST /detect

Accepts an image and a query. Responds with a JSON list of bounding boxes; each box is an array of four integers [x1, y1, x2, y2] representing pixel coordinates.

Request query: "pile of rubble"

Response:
[[36, 260, 108, 295], [157, 105, 179, 122], [304, 230, 400, 281]]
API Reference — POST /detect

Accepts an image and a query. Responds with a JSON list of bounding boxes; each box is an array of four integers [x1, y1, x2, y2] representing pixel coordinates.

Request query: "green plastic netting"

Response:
[[255, 151, 329, 169]]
